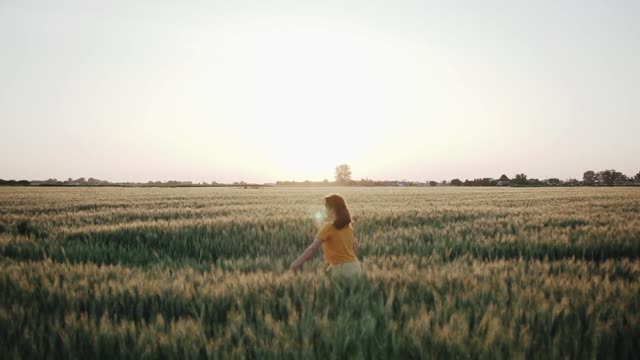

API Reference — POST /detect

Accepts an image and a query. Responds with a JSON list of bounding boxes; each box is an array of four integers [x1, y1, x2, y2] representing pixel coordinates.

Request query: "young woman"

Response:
[[289, 194, 364, 278]]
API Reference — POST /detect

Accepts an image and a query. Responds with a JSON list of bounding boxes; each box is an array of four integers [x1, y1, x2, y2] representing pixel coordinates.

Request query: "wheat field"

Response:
[[0, 186, 639, 359]]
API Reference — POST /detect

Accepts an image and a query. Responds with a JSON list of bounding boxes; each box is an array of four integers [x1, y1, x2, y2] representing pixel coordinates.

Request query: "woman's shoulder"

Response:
[[320, 222, 335, 231], [316, 222, 335, 241], [319, 222, 354, 232]]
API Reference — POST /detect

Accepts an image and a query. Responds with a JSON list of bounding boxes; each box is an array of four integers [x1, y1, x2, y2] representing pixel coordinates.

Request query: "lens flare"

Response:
[[313, 210, 326, 229]]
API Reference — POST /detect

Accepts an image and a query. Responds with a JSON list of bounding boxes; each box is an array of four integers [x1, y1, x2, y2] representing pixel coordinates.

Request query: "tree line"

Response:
[[0, 179, 31, 186], [329, 164, 640, 187], [3, 166, 640, 187]]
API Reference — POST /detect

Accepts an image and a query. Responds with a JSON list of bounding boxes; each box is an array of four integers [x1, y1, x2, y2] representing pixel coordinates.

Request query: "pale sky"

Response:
[[1, 0, 638, 183]]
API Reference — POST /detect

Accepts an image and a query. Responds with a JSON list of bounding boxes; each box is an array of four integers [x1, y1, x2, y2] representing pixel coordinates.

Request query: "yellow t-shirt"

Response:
[[316, 222, 358, 265]]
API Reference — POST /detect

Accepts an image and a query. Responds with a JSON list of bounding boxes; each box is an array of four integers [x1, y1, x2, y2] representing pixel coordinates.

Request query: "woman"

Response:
[[289, 194, 364, 278]]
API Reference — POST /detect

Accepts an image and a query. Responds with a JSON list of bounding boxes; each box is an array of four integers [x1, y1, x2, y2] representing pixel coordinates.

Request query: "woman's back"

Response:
[[317, 222, 358, 264]]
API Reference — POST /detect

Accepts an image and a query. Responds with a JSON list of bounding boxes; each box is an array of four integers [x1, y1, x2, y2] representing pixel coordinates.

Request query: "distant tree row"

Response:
[[0, 179, 31, 186], [330, 165, 640, 187], [443, 169, 640, 187], [30, 177, 111, 186], [276, 180, 331, 186], [3, 165, 640, 187], [329, 165, 640, 187], [582, 169, 638, 186]]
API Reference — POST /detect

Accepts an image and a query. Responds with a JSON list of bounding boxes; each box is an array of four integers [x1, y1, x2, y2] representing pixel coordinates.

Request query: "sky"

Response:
[[1, 0, 638, 183]]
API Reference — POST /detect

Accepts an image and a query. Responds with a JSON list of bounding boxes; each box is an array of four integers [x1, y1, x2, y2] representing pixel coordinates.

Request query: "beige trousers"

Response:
[[326, 259, 364, 278]]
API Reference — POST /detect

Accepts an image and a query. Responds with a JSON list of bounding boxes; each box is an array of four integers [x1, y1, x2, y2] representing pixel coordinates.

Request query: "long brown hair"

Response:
[[324, 194, 351, 229]]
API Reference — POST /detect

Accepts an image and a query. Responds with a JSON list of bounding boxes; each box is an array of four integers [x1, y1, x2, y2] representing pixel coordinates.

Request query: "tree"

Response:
[[477, 178, 494, 186], [598, 169, 624, 185], [429, 181, 438, 187], [583, 170, 596, 185], [513, 173, 527, 185], [527, 178, 541, 186], [546, 178, 561, 186], [335, 164, 352, 185], [499, 174, 509, 181], [566, 178, 580, 186], [635, 172, 640, 182], [450, 179, 463, 186]]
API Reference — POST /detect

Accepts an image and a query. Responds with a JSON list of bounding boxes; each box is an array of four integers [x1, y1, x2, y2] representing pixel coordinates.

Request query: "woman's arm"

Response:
[[290, 238, 322, 271]]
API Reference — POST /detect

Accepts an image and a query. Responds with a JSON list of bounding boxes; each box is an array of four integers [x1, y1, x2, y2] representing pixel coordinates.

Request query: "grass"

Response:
[[0, 186, 639, 358]]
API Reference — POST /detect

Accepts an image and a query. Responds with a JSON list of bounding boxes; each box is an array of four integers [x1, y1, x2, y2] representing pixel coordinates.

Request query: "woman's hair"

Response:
[[324, 194, 351, 229]]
